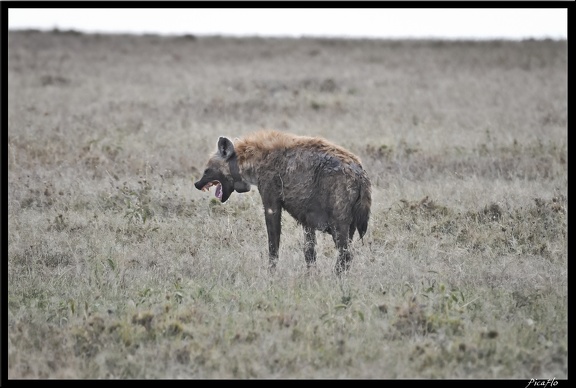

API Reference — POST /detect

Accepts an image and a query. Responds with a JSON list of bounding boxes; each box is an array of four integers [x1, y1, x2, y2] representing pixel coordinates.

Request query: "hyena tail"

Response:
[[353, 178, 372, 240]]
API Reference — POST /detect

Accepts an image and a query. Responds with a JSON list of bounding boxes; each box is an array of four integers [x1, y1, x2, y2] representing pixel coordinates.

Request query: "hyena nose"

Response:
[[194, 181, 203, 190]]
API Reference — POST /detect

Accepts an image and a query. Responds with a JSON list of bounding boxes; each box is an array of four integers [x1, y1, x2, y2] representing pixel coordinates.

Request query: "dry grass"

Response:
[[7, 30, 567, 379]]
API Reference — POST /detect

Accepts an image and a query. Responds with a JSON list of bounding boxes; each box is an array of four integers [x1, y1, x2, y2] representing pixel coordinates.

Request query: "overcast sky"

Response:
[[8, 8, 567, 40]]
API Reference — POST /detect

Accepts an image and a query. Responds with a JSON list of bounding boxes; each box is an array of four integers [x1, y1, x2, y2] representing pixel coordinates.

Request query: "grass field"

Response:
[[7, 30, 567, 379]]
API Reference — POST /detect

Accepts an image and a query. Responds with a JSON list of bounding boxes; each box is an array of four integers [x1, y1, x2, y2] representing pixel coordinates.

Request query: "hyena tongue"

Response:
[[215, 183, 222, 201]]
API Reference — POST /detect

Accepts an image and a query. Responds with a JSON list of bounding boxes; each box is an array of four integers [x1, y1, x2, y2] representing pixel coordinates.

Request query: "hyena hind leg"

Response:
[[348, 224, 356, 241], [303, 226, 317, 267], [333, 226, 352, 275]]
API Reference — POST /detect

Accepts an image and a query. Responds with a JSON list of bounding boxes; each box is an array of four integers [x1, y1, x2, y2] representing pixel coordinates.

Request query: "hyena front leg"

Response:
[[263, 204, 282, 270], [303, 226, 317, 267], [333, 225, 352, 275]]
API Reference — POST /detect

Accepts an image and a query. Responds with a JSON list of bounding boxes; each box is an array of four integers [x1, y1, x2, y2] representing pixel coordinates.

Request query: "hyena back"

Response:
[[194, 130, 371, 274]]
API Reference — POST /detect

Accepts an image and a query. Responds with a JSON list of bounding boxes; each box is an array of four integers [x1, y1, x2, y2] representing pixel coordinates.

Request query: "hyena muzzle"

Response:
[[194, 130, 371, 274]]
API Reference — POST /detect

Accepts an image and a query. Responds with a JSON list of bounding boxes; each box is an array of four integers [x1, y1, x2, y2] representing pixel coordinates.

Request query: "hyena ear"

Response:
[[217, 137, 235, 160]]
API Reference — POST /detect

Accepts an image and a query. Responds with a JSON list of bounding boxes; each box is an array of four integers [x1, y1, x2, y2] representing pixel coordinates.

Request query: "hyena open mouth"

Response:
[[200, 180, 223, 201]]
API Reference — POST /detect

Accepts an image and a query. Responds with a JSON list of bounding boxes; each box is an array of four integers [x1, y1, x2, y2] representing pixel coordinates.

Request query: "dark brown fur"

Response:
[[195, 130, 371, 274]]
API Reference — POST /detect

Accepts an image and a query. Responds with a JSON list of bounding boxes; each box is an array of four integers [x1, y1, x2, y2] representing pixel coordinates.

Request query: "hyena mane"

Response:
[[195, 129, 371, 274]]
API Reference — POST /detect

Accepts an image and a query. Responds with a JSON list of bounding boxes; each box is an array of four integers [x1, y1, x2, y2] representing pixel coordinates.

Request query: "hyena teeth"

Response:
[[200, 181, 221, 194]]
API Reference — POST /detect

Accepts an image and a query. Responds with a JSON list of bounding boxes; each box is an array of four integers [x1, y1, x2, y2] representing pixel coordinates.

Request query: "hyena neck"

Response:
[[233, 137, 267, 186], [237, 161, 259, 186]]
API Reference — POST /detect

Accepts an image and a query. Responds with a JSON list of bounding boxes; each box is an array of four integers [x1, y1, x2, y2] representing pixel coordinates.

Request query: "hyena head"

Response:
[[194, 136, 251, 203]]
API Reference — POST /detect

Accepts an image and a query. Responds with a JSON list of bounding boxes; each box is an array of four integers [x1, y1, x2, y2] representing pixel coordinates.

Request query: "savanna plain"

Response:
[[7, 30, 567, 379]]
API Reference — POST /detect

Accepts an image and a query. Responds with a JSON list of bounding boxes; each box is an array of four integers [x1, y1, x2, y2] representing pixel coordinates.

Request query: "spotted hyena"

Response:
[[195, 130, 371, 274]]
